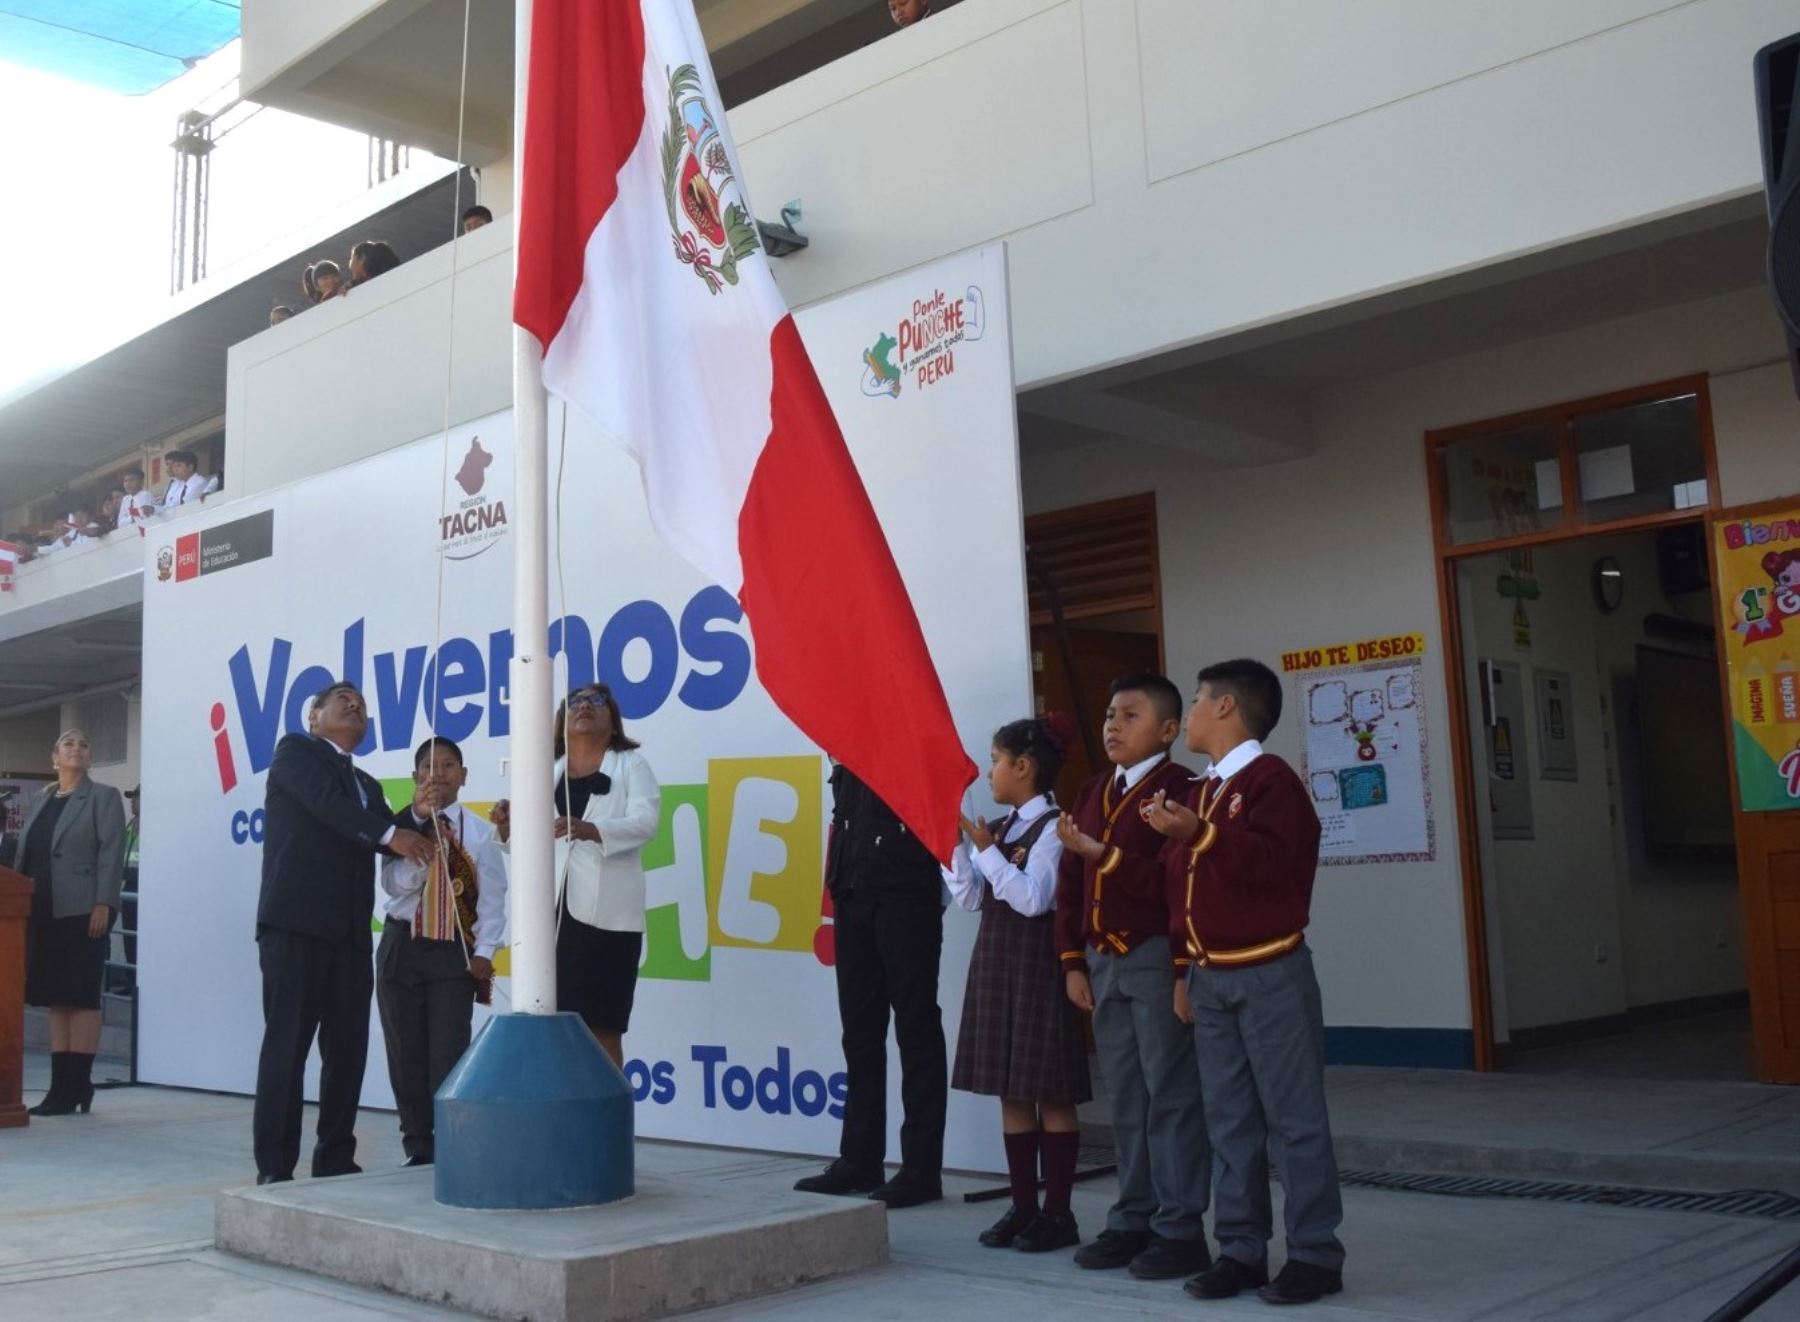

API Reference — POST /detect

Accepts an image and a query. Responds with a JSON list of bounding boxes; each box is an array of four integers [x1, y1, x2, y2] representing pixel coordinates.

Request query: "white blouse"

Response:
[[942, 793, 1063, 918]]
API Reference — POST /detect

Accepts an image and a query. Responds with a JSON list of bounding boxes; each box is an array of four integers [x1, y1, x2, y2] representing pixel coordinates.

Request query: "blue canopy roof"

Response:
[[0, 1, 240, 95]]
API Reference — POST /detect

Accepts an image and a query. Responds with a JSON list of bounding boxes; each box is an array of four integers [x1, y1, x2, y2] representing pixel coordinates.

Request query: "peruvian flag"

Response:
[[513, 0, 975, 858], [0, 539, 16, 592]]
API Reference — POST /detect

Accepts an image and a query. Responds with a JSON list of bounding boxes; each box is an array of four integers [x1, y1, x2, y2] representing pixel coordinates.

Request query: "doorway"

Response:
[[1427, 375, 1765, 1081], [1022, 493, 1165, 806], [1453, 528, 1749, 1080]]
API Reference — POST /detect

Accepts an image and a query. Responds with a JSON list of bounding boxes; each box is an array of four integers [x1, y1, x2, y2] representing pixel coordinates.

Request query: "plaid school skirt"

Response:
[[952, 898, 1091, 1104]]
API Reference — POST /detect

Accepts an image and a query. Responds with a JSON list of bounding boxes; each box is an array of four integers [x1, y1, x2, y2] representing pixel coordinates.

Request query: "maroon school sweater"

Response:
[[1055, 757, 1199, 973], [1167, 753, 1322, 963]]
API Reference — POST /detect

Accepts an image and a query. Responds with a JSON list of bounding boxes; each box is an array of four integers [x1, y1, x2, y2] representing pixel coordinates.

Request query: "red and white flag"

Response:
[[0, 540, 16, 592], [513, 0, 975, 858]]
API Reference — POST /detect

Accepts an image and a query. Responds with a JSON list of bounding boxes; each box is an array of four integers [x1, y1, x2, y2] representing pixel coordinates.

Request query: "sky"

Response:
[[0, 41, 431, 404]]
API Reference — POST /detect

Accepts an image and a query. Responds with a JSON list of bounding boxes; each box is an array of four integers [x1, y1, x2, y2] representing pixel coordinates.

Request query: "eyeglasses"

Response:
[[567, 689, 612, 710]]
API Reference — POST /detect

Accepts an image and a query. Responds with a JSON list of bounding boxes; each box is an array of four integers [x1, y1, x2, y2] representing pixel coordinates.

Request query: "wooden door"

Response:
[[1732, 813, 1800, 1082], [1031, 625, 1162, 806], [1709, 498, 1800, 1084]]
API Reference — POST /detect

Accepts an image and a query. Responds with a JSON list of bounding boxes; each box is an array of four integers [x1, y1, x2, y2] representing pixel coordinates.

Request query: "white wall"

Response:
[[224, 217, 512, 497], [241, 0, 402, 95], [1022, 284, 1800, 1037], [736, 0, 1795, 388]]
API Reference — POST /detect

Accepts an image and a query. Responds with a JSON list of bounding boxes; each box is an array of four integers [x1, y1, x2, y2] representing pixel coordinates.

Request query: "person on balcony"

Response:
[[117, 470, 156, 528], [461, 205, 492, 234], [348, 240, 401, 290], [9, 729, 126, 1116], [889, 0, 933, 27], [302, 260, 343, 304], [160, 451, 209, 510]]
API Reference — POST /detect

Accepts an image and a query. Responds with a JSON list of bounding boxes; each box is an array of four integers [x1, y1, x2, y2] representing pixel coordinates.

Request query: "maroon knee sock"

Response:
[[1040, 1130, 1079, 1215], [1003, 1130, 1041, 1211]]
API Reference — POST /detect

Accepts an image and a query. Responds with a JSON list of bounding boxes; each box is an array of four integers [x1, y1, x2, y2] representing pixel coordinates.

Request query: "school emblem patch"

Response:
[[1010, 846, 1030, 866], [1229, 793, 1244, 819], [660, 64, 761, 294]]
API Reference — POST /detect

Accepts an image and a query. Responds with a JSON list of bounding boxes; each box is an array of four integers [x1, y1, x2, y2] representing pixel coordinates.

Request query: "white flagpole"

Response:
[[508, 0, 556, 1015]]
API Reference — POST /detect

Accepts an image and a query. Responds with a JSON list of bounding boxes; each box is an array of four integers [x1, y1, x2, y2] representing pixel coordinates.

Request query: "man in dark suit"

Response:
[[252, 681, 433, 1183]]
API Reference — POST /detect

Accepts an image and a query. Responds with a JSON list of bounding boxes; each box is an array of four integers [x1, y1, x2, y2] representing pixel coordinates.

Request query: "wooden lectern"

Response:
[[0, 866, 30, 1128]]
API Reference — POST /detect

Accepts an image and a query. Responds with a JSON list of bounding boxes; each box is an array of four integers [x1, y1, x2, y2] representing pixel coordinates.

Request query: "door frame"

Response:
[[1706, 491, 1800, 1082], [1425, 374, 1723, 1070]]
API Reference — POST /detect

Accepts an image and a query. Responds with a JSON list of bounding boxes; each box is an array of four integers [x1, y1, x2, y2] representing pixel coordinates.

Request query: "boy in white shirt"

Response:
[[118, 470, 157, 527], [375, 736, 508, 1166], [160, 450, 209, 509]]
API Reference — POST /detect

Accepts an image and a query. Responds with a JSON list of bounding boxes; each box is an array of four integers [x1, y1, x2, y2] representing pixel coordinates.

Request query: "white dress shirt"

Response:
[[312, 734, 396, 846], [1113, 751, 1168, 796], [942, 793, 1063, 917], [161, 473, 208, 509], [117, 491, 156, 527], [381, 801, 509, 959], [1207, 739, 1264, 781]]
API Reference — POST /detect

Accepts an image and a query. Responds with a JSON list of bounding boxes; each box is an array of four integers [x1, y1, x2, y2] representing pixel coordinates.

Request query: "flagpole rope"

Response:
[[424, 0, 477, 982], [552, 400, 573, 945]]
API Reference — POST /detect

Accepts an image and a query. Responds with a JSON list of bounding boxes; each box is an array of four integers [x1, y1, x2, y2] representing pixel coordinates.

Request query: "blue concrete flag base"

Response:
[[434, 1012, 634, 1209]]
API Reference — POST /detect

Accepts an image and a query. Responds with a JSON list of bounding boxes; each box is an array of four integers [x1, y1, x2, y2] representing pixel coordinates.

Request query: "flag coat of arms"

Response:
[[513, 0, 975, 858]]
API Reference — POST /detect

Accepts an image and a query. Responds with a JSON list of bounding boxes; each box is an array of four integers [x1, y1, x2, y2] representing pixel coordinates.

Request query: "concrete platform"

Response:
[[215, 1163, 887, 1321]]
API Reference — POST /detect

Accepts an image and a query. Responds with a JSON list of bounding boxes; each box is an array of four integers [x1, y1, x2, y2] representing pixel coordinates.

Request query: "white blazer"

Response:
[[553, 748, 660, 933]]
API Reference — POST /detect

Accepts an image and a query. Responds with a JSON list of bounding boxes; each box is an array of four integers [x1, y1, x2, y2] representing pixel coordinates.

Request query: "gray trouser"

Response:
[[1188, 944, 1344, 1271], [1089, 937, 1211, 1239]]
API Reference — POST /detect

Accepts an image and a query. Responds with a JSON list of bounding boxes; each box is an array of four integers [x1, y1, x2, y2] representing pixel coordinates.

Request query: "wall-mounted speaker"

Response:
[[1754, 33, 1800, 398]]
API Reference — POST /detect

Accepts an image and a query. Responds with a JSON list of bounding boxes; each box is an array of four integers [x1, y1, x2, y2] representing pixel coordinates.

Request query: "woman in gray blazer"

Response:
[[13, 729, 126, 1115]]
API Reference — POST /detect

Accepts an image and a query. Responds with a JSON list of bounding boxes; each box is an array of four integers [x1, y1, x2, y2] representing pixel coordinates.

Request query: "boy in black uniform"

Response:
[[794, 764, 948, 1208]]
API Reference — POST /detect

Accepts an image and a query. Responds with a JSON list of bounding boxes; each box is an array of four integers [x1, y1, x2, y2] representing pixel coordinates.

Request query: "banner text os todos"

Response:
[[136, 243, 1030, 1170]]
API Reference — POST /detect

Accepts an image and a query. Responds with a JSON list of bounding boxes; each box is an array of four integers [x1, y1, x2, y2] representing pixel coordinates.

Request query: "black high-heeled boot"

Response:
[[65, 1051, 96, 1114], [28, 1052, 72, 1116]]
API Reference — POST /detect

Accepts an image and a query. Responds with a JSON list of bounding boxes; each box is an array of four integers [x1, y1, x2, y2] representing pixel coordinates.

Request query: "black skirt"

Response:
[[952, 897, 1091, 1104], [556, 911, 642, 1034], [26, 907, 108, 1010]]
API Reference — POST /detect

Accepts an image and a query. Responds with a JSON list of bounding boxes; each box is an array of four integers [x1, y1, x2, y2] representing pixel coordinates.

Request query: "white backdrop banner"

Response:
[[139, 244, 1029, 1171]]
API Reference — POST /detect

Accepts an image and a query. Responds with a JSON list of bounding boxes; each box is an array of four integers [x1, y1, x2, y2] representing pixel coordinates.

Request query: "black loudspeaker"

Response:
[[1755, 34, 1800, 397]]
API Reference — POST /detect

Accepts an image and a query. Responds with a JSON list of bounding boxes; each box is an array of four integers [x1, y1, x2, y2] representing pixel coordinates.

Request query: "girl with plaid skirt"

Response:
[[945, 715, 1091, 1254]]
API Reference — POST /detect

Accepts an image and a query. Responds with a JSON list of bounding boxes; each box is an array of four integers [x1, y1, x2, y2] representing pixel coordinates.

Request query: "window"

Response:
[[1438, 424, 1562, 547], [1429, 378, 1714, 552]]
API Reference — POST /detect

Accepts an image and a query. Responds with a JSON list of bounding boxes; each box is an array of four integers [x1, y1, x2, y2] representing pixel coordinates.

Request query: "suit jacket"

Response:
[[552, 749, 660, 933], [257, 732, 397, 942], [823, 763, 941, 900], [12, 777, 126, 919]]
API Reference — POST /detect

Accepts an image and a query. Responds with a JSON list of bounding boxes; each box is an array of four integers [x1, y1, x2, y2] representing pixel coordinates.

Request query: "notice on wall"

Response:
[[1284, 634, 1434, 865], [1716, 508, 1800, 811]]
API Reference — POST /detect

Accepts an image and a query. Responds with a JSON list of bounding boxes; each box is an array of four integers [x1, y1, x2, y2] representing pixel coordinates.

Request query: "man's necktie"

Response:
[[1114, 773, 1127, 798]]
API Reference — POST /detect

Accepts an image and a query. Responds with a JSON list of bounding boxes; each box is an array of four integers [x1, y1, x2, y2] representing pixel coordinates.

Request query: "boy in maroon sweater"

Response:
[[1145, 659, 1343, 1306], [1054, 673, 1211, 1280]]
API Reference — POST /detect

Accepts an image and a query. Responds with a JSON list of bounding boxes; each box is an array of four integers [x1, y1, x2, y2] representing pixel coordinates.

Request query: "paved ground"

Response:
[[3, 1052, 1796, 1321]]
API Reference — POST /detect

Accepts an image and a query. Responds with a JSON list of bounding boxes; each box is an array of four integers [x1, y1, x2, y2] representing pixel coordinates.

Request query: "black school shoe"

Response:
[[1184, 1255, 1269, 1300], [1127, 1232, 1212, 1280], [1073, 1228, 1150, 1270], [979, 1203, 1037, 1248], [869, 1169, 943, 1208], [1014, 1209, 1081, 1254], [794, 1159, 883, 1195], [1257, 1260, 1343, 1305]]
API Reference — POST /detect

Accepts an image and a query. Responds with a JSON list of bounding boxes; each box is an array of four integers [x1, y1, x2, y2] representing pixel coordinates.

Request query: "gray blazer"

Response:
[[13, 778, 126, 919]]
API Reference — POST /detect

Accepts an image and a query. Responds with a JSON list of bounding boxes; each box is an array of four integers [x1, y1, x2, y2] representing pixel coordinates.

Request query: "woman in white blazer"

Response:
[[494, 682, 659, 1066]]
